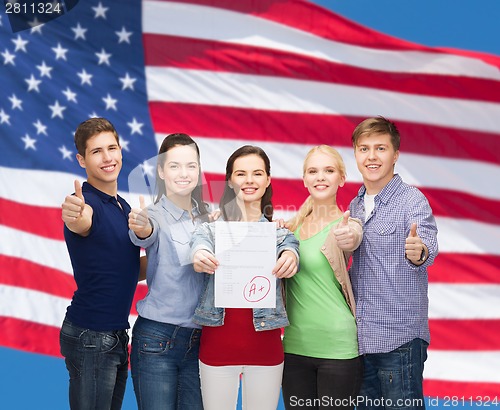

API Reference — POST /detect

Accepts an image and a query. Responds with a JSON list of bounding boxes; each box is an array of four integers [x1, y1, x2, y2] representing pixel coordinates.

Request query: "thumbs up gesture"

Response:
[[333, 210, 355, 250], [61, 180, 93, 235], [129, 195, 153, 239], [62, 180, 86, 223], [405, 222, 427, 264]]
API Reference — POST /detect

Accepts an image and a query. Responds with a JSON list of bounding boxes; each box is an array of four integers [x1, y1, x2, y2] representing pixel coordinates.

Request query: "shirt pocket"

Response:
[[169, 223, 193, 265], [370, 222, 397, 254]]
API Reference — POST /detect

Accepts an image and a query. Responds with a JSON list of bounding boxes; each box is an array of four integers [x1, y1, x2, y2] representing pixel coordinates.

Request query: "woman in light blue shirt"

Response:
[[128, 133, 209, 410]]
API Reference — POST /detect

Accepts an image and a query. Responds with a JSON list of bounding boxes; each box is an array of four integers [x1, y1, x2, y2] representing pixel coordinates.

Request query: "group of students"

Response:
[[60, 116, 438, 410]]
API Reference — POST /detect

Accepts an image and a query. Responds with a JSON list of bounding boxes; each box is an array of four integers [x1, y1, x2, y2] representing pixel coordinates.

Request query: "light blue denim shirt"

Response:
[[129, 196, 206, 328], [190, 215, 299, 331]]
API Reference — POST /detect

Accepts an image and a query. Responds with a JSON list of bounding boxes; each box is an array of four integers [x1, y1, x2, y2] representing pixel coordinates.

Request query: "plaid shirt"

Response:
[[349, 174, 438, 354]]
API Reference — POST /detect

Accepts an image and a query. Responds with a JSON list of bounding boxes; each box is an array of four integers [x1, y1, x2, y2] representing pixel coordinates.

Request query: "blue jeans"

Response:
[[59, 318, 130, 410], [358, 338, 428, 410], [130, 316, 203, 410]]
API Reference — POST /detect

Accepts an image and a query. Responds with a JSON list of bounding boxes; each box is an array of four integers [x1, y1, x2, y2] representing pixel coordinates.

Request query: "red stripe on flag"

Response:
[[204, 174, 500, 226], [4, 178, 499, 237], [429, 319, 500, 350], [169, 0, 500, 71], [0, 317, 62, 357], [0, 255, 74, 298], [424, 379, 500, 400], [0, 255, 148, 317], [429, 254, 500, 284], [150, 102, 500, 164], [144, 34, 500, 103], [166, 0, 438, 51], [0, 197, 64, 240]]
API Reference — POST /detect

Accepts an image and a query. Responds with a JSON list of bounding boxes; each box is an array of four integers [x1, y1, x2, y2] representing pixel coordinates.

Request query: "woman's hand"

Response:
[[193, 249, 219, 274], [273, 250, 298, 278]]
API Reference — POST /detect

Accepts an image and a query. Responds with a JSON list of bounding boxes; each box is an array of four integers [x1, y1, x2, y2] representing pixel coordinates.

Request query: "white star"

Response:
[[120, 138, 130, 151], [36, 61, 53, 78], [127, 117, 144, 135], [49, 100, 66, 119], [89, 112, 99, 118], [141, 160, 155, 177], [0, 109, 10, 125], [119, 72, 136, 90], [22, 134, 37, 150], [115, 26, 132, 44], [52, 42, 68, 60], [71, 23, 87, 40], [33, 119, 48, 135], [12, 35, 28, 52], [25, 74, 42, 92], [62, 87, 78, 103], [95, 48, 111, 66], [2, 49, 16, 65], [30, 18, 43, 34], [92, 2, 109, 19], [59, 145, 73, 160], [77, 69, 93, 86], [9, 94, 23, 110], [102, 94, 118, 111]]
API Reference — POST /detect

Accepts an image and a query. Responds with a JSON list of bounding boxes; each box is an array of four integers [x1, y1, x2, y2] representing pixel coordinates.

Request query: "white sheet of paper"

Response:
[[214, 221, 277, 308]]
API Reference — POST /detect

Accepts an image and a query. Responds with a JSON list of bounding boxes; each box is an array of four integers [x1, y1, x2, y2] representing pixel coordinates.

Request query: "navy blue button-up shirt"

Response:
[[349, 174, 438, 354]]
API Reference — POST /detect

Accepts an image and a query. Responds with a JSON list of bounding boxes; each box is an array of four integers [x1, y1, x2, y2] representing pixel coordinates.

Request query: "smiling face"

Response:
[[354, 132, 399, 194], [303, 151, 345, 203], [229, 154, 271, 206], [158, 144, 199, 200], [76, 131, 122, 194]]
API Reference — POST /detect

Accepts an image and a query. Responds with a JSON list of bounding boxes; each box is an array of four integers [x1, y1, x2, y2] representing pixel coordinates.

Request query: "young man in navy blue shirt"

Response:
[[60, 117, 141, 410], [348, 117, 438, 410]]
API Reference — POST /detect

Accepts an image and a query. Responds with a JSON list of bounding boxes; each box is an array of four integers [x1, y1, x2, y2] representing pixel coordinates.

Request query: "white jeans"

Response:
[[199, 361, 284, 410]]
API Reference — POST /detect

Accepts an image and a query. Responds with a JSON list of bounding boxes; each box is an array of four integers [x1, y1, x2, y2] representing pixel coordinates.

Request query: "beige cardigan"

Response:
[[319, 217, 363, 316]]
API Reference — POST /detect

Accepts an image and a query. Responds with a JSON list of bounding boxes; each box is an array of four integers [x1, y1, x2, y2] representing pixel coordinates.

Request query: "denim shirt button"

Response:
[[260, 321, 265, 327]]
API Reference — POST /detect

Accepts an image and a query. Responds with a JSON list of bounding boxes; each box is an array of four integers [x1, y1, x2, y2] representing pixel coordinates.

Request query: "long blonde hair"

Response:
[[287, 145, 346, 232]]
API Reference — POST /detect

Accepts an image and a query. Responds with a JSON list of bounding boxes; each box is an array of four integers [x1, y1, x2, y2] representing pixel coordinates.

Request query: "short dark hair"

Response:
[[155, 133, 209, 220], [74, 117, 119, 156], [220, 145, 274, 222], [352, 116, 400, 151]]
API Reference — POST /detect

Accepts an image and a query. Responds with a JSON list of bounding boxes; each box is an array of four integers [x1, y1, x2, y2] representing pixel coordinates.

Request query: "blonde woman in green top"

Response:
[[282, 145, 363, 410]]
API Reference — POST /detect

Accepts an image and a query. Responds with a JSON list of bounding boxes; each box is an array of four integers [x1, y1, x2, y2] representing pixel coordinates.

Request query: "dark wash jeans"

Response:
[[130, 316, 203, 410], [358, 338, 428, 410], [59, 318, 130, 410]]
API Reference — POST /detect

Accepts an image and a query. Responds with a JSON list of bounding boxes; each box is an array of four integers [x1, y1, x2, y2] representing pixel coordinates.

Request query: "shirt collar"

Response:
[[82, 181, 118, 204], [159, 194, 200, 221], [356, 174, 403, 205]]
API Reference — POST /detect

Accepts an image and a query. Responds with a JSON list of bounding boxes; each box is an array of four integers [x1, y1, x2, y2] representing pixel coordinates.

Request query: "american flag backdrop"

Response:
[[0, 0, 499, 401]]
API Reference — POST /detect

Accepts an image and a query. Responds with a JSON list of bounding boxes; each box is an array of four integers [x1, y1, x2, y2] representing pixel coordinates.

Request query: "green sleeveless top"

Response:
[[283, 218, 358, 359]]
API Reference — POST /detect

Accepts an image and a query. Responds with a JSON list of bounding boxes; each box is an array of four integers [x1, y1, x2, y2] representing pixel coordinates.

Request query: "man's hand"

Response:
[[128, 195, 153, 239], [61, 180, 92, 235], [405, 223, 427, 265]]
